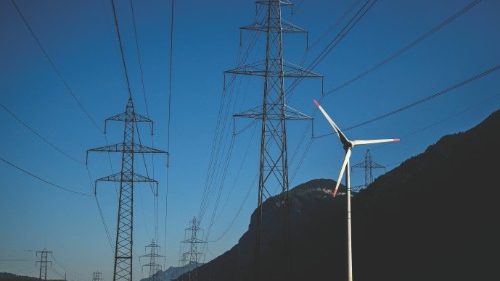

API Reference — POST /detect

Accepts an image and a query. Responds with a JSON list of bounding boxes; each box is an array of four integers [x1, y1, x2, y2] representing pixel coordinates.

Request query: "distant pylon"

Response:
[[140, 240, 163, 281], [92, 272, 102, 281], [87, 96, 167, 281], [352, 149, 386, 188], [179, 217, 206, 266], [36, 249, 52, 281], [225, 1, 322, 279]]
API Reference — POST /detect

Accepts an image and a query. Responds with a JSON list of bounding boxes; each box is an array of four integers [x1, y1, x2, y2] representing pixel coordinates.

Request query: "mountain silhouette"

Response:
[[174, 110, 500, 281]]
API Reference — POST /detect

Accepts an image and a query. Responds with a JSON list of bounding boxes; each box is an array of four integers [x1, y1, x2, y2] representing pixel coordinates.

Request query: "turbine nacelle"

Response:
[[313, 99, 400, 197]]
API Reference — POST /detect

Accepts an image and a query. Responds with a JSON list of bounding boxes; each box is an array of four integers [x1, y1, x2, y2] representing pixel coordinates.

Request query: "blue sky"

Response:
[[1, 0, 499, 281]]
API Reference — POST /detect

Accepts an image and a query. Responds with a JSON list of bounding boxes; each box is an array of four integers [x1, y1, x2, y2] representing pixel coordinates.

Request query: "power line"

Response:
[[300, 0, 364, 64], [197, 7, 264, 225], [369, 91, 500, 155], [85, 164, 115, 253], [10, 0, 116, 174], [0, 155, 92, 197], [164, 0, 175, 268], [315, 63, 500, 138], [343, 64, 500, 131], [291, 64, 499, 180], [110, 0, 133, 98], [94, 193, 115, 251], [287, 0, 379, 96], [294, 0, 481, 187], [10, 0, 102, 132], [128, 2, 159, 240], [324, 0, 483, 96], [129, 0, 150, 117], [208, 174, 257, 243], [0, 102, 84, 165]]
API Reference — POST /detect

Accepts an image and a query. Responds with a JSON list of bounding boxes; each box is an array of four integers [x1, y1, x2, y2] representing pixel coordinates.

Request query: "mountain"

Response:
[[174, 110, 500, 281], [140, 262, 202, 281], [0, 273, 63, 281]]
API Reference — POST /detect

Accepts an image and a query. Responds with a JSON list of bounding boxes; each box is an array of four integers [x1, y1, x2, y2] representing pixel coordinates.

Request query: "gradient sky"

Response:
[[1, 0, 499, 281]]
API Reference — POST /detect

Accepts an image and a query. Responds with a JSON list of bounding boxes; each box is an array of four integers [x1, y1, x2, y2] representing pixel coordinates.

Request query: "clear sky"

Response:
[[1, 0, 499, 281]]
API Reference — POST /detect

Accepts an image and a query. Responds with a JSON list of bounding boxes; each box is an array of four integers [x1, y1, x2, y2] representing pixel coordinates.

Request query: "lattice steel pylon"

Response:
[[227, 0, 322, 208], [140, 240, 163, 281], [36, 249, 52, 281], [179, 217, 206, 267], [92, 271, 102, 281], [352, 149, 386, 188], [87, 96, 167, 281], [225, 1, 322, 280]]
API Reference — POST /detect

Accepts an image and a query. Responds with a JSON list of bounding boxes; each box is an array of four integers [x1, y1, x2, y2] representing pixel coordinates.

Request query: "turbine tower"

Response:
[[314, 99, 399, 281], [352, 149, 386, 189], [225, 1, 322, 279], [87, 96, 167, 281]]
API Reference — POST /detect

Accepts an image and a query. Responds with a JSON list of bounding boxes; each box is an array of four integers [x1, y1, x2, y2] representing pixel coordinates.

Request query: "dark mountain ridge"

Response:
[[176, 110, 500, 281], [0, 272, 63, 281]]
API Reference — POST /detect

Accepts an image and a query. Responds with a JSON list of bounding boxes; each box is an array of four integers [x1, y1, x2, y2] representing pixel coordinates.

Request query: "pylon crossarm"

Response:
[[233, 105, 312, 121], [182, 238, 206, 244], [282, 61, 322, 78], [225, 60, 322, 78], [95, 172, 158, 184], [105, 111, 153, 123], [284, 105, 313, 120], [104, 111, 153, 133], [87, 144, 167, 162], [240, 19, 305, 33], [256, 0, 293, 6], [371, 161, 386, 169]]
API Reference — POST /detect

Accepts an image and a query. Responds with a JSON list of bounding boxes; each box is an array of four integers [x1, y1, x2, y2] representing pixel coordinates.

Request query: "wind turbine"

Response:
[[313, 99, 399, 281]]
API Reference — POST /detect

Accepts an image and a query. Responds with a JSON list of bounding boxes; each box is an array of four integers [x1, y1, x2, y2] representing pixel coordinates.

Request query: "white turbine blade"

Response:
[[351, 138, 400, 146], [333, 148, 351, 197], [313, 99, 350, 145]]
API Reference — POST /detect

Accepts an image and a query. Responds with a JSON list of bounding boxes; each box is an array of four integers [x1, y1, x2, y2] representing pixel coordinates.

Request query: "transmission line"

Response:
[[94, 193, 115, 251], [341, 63, 500, 132], [197, 7, 264, 225], [0, 155, 91, 197], [129, 2, 158, 238], [312, 63, 500, 138], [198, 6, 266, 224], [325, 0, 483, 96], [208, 174, 257, 243], [11, 0, 116, 172], [300, 0, 363, 64], [287, 0, 379, 96], [291, 64, 500, 180], [10, 0, 102, 132], [110, 0, 133, 98], [288, 0, 484, 184], [129, 0, 150, 117], [369, 91, 500, 154], [0, 103, 83, 165], [164, 0, 175, 268]]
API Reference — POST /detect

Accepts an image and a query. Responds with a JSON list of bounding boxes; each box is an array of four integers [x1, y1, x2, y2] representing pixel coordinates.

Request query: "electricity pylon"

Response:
[[87, 96, 167, 281], [227, 0, 322, 207], [36, 249, 52, 281], [225, 1, 322, 280], [140, 240, 163, 281], [179, 217, 206, 267], [352, 149, 386, 188], [92, 272, 102, 281]]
